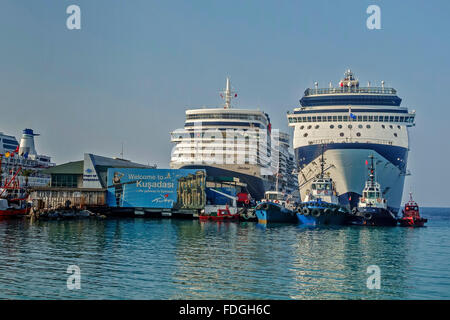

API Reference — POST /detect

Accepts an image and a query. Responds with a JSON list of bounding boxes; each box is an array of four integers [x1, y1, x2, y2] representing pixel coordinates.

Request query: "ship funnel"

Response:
[[19, 128, 39, 157]]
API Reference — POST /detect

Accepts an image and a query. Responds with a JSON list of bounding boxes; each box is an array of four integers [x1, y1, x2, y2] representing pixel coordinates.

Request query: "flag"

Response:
[[5, 152, 10, 158], [365, 160, 368, 165], [24, 152, 29, 159], [14, 145, 19, 153], [349, 106, 356, 120]]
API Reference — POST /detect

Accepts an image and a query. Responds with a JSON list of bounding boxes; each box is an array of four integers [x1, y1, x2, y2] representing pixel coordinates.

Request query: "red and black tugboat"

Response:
[[398, 193, 427, 227]]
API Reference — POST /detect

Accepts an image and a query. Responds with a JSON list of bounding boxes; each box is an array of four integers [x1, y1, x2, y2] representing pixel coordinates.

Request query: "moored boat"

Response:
[[255, 191, 297, 224], [398, 193, 427, 227], [296, 146, 351, 225], [348, 155, 398, 226], [0, 164, 29, 218]]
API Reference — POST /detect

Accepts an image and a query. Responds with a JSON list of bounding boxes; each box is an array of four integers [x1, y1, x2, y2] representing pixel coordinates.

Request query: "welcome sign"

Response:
[[106, 168, 206, 209]]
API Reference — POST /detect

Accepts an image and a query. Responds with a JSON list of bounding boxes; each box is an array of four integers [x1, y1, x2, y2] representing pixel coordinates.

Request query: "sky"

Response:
[[1, 0, 449, 206]]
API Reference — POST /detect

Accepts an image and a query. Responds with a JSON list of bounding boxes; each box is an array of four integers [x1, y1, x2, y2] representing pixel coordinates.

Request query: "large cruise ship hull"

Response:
[[173, 164, 271, 201], [296, 143, 408, 213]]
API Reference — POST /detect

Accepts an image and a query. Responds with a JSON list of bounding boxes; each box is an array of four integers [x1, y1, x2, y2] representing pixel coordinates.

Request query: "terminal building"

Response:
[[44, 153, 155, 189]]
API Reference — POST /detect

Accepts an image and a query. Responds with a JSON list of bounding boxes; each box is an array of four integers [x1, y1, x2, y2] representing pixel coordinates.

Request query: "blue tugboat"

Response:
[[255, 191, 297, 224], [348, 155, 398, 226], [296, 146, 350, 225]]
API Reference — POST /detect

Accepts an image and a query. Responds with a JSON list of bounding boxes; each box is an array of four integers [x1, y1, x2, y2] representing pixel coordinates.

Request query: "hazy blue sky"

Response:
[[1, 0, 449, 206]]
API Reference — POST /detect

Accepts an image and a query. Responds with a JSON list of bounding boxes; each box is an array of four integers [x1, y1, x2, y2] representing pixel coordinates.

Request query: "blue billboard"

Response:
[[106, 168, 206, 209]]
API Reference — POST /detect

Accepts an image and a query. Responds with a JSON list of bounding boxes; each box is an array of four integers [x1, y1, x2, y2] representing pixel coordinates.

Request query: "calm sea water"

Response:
[[0, 208, 449, 300]]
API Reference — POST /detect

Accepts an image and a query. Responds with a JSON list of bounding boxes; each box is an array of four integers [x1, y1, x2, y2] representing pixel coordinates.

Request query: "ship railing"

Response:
[[304, 87, 397, 96], [307, 138, 394, 146]]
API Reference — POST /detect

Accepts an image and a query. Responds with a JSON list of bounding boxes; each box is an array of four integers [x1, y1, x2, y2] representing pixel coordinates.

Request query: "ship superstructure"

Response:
[[287, 70, 416, 212], [171, 78, 295, 200], [0, 129, 55, 187]]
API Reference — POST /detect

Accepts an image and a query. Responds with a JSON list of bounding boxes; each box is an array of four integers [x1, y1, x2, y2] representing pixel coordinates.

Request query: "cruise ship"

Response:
[[170, 78, 296, 200], [287, 70, 416, 213], [0, 129, 55, 187]]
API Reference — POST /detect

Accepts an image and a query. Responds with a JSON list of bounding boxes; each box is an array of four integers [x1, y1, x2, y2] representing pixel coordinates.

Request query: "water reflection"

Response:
[[0, 209, 448, 299]]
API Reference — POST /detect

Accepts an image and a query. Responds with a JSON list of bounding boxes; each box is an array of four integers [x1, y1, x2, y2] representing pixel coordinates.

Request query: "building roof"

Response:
[[43, 161, 84, 175]]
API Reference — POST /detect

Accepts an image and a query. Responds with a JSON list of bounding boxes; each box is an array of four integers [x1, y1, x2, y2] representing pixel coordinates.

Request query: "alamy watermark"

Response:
[[366, 265, 381, 290], [366, 5, 381, 30], [67, 265, 81, 290]]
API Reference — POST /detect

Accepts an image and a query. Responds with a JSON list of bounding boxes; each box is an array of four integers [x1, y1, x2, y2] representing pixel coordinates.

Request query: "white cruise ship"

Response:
[[170, 78, 296, 200], [287, 70, 416, 213], [0, 129, 55, 188]]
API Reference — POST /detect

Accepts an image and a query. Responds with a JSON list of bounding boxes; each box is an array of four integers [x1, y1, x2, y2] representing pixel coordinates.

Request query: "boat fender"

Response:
[[364, 212, 372, 220], [352, 207, 358, 215], [262, 203, 269, 211], [312, 209, 321, 217], [324, 208, 331, 215], [302, 207, 310, 216]]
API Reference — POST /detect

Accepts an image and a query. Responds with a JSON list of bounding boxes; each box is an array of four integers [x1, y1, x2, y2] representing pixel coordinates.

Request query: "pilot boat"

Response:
[[398, 193, 427, 227], [349, 155, 398, 226], [296, 146, 350, 225]]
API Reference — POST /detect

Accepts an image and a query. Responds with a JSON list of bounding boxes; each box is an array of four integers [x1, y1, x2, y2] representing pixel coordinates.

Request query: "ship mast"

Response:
[[221, 77, 236, 109], [369, 154, 375, 184], [320, 144, 325, 178]]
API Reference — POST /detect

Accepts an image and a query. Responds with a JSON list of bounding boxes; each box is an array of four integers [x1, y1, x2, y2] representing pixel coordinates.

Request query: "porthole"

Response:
[[300, 125, 304, 129], [303, 133, 308, 137], [356, 132, 361, 137], [315, 125, 320, 129], [397, 125, 401, 129], [338, 124, 343, 129], [330, 124, 334, 129], [366, 125, 371, 129], [340, 132, 344, 137], [394, 133, 398, 137], [358, 124, 363, 129], [382, 124, 385, 129], [348, 124, 353, 129], [389, 125, 393, 129], [307, 125, 312, 129]]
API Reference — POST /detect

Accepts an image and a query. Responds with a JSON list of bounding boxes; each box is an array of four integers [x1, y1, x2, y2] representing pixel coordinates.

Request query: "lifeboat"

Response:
[[398, 193, 427, 227]]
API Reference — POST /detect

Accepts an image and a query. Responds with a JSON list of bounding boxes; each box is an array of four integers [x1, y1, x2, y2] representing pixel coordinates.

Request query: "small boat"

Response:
[[0, 161, 29, 218], [398, 193, 427, 227], [296, 145, 350, 225], [255, 191, 297, 224], [199, 205, 240, 221], [349, 155, 397, 226]]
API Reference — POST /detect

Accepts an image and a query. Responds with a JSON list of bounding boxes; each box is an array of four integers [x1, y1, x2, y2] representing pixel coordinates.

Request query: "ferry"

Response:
[[287, 70, 416, 213], [349, 155, 398, 226], [1, 129, 55, 188], [170, 78, 297, 201]]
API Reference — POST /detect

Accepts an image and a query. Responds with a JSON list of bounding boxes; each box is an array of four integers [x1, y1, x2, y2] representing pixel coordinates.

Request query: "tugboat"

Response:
[[0, 162, 29, 218], [398, 193, 427, 227], [296, 146, 350, 225], [255, 190, 297, 224], [349, 155, 398, 226]]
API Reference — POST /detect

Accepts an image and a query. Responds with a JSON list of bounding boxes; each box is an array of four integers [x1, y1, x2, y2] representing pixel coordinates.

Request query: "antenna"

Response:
[[220, 77, 237, 109], [120, 142, 124, 159]]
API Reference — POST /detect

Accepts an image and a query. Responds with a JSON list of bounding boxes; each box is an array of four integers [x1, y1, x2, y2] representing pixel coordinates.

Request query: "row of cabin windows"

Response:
[[1, 139, 19, 145], [312, 183, 331, 190], [289, 115, 413, 123], [364, 191, 381, 198], [187, 113, 265, 121], [303, 132, 398, 138], [299, 124, 402, 130]]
